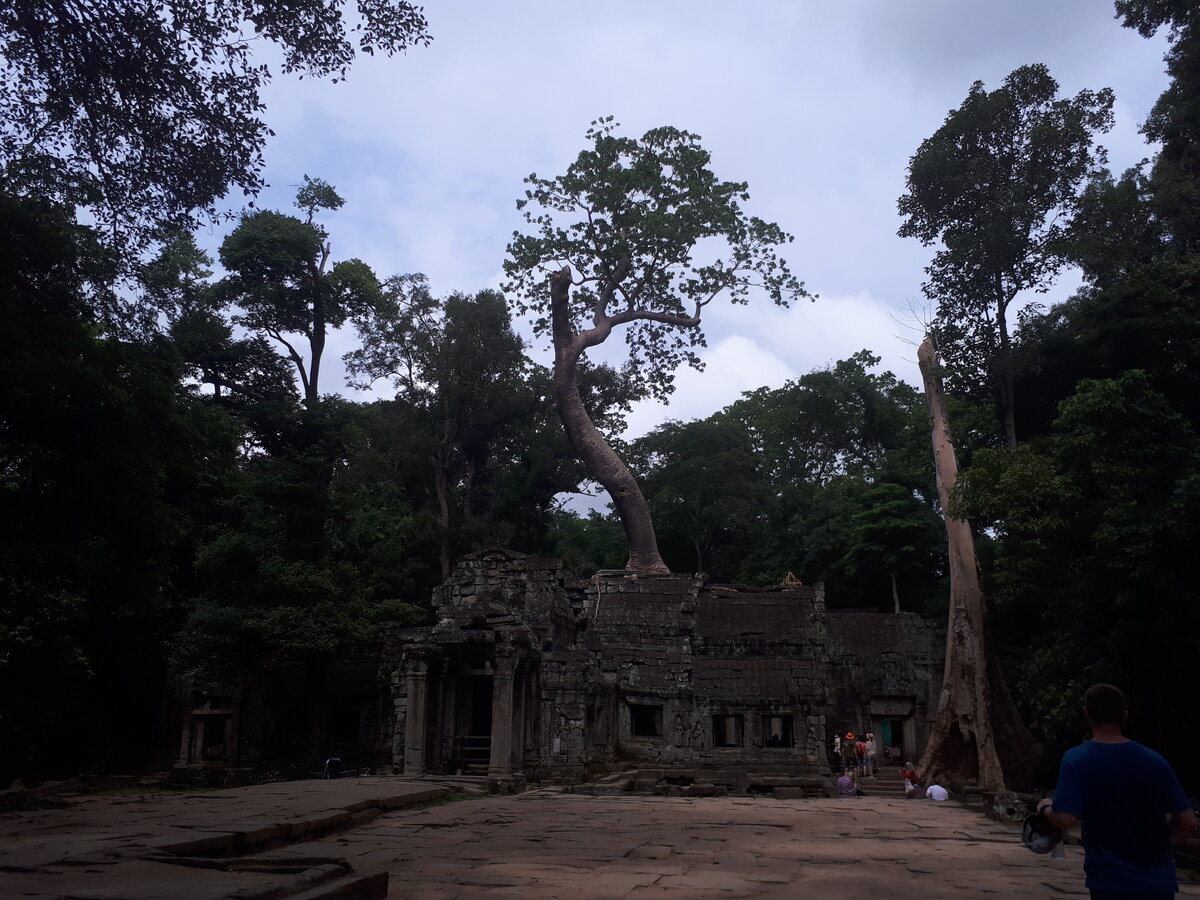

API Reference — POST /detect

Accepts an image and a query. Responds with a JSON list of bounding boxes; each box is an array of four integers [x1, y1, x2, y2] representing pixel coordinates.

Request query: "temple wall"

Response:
[[382, 550, 945, 783]]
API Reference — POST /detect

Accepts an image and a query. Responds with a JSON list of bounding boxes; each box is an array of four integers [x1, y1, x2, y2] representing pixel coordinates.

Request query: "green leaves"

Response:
[[899, 64, 1114, 444], [0, 0, 431, 254], [218, 180, 384, 404], [505, 122, 809, 402]]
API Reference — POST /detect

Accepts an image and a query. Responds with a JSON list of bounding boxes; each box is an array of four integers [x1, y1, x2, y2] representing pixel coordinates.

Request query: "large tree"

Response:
[[0, 0, 430, 253], [898, 64, 1113, 448], [505, 119, 807, 572], [219, 178, 385, 408], [631, 417, 764, 578], [347, 276, 533, 577], [916, 337, 1038, 792]]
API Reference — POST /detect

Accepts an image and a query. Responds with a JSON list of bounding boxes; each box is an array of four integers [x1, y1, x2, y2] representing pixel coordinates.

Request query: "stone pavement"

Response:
[[0, 778, 448, 898], [295, 789, 1199, 899], [3, 782, 1199, 899]]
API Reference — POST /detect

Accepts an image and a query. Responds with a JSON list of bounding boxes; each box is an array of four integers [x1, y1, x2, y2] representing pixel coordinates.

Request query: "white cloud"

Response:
[[202, 1, 1171, 443], [621, 289, 919, 438]]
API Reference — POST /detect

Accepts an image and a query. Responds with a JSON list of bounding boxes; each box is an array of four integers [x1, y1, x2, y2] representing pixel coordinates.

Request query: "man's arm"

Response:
[[1171, 807, 1198, 841], [1037, 798, 1080, 831]]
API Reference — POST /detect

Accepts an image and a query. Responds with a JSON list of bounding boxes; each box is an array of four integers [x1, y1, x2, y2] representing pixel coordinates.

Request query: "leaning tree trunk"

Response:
[[550, 269, 669, 573], [916, 336, 1038, 792]]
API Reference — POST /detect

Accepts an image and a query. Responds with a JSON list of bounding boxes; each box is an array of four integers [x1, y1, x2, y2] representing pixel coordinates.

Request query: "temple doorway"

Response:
[[453, 674, 492, 774]]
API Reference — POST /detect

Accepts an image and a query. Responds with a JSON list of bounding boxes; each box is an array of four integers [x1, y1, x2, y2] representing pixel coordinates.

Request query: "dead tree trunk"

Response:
[[916, 336, 1038, 791]]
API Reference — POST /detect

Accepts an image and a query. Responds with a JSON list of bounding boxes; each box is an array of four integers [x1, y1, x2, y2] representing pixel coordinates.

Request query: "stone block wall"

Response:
[[381, 551, 944, 783]]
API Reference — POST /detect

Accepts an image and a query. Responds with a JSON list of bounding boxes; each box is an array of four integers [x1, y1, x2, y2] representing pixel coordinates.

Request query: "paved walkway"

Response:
[[312, 790, 1095, 899], [0, 778, 448, 898], [3, 781, 1198, 899]]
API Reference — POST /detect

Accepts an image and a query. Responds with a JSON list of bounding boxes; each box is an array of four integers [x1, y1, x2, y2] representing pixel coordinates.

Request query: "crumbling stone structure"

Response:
[[382, 549, 943, 787], [172, 548, 943, 788]]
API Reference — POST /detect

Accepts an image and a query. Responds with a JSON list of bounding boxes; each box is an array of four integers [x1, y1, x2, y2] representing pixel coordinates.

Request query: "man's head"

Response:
[[1084, 683, 1127, 727]]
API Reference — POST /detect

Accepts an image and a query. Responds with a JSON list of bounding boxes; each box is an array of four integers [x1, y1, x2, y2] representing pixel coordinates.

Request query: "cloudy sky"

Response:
[[212, 1, 1171, 438]]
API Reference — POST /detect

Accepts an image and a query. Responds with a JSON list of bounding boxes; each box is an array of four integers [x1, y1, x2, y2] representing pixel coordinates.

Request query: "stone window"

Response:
[[712, 714, 744, 747], [629, 703, 663, 738], [762, 715, 793, 748]]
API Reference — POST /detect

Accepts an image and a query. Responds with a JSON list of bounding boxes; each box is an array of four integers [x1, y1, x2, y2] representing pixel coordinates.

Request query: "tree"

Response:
[[899, 64, 1114, 448], [1117, 1, 1200, 252], [219, 178, 384, 408], [505, 119, 807, 572], [726, 350, 931, 493], [834, 483, 943, 614], [954, 370, 1200, 787], [916, 337, 1038, 792], [0, 0, 430, 252], [347, 276, 533, 577], [631, 417, 764, 578], [0, 195, 238, 780]]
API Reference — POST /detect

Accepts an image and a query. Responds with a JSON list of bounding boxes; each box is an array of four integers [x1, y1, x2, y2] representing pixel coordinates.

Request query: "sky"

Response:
[[210, 1, 1172, 440]]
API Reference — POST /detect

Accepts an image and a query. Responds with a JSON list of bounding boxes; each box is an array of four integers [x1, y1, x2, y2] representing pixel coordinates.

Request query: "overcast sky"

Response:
[[211, 1, 1171, 438]]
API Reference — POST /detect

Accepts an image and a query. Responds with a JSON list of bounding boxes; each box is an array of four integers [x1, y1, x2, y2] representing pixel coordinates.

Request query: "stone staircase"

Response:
[[862, 766, 910, 799]]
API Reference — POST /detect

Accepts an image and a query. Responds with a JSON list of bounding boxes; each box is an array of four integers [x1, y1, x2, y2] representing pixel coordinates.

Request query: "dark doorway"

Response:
[[453, 675, 492, 774], [468, 676, 493, 735]]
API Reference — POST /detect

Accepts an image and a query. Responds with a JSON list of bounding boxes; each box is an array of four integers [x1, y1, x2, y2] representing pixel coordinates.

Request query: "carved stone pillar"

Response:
[[488, 653, 516, 777], [403, 657, 429, 776]]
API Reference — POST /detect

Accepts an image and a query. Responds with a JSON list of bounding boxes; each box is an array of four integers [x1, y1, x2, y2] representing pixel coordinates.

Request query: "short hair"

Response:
[[1085, 683, 1126, 726]]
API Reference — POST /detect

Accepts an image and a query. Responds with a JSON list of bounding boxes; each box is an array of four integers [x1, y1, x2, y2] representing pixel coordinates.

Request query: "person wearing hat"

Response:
[[865, 733, 878, 777], [1038, 684, 1196, 899], [842, 732, 857, 772]]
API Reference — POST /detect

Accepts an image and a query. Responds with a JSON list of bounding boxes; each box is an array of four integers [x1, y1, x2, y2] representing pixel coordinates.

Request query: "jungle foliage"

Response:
[[3, 2, 1200, 794]]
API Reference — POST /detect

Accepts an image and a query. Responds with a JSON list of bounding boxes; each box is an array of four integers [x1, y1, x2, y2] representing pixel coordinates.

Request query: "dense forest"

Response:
[[2, 1, 1199, 790]]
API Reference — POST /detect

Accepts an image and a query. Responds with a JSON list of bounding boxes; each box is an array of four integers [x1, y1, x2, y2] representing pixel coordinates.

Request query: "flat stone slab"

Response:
[[305, 791, 1200, 899], [0, 778, 445, 899], [3, 785, 1197, 899]]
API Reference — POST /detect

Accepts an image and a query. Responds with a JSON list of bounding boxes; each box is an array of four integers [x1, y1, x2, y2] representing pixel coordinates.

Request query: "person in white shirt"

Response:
[[926, 783, 949, 801]]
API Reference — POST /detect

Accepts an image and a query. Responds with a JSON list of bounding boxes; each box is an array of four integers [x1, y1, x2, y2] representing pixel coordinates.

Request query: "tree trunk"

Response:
[[890, 570, 901, 614], [433, 458, 451, 579], [550, 269, 669, 573], [916, 336, 1039, 791], [995, 281, 1017, 449]]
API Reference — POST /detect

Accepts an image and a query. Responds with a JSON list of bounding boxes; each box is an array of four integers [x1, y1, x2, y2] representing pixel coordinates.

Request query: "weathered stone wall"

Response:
[[378, 551, 944, 783], [825, 609, 944, 761]]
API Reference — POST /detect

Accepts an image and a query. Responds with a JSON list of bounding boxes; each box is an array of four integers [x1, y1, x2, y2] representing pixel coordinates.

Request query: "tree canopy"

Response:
[[505, 119, 807, 571], [0, 0, 431, 252], [899, 63, 1114, 447]]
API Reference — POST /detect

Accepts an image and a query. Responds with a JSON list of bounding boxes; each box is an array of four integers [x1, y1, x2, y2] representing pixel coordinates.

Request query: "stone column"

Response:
[[403, 657, 429, 776], [488, 652, 516, 777]]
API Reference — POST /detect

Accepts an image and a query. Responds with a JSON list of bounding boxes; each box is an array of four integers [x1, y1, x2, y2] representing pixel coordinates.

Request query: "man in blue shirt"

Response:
[[1039, 684, 1196, 899]]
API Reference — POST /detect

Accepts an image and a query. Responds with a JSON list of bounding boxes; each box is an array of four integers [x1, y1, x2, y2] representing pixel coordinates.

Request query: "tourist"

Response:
[[1038, 683, 1197, 899], [854, 737, 868, 776], [837, 771, 864, 796], [842, 732, 857, 772], [925, 781, 949, 801], [865, 733, 877, 776]]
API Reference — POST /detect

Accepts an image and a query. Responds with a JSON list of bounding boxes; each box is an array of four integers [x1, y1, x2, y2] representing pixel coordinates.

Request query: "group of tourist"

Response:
[[898, 765, 947, 801], [831, 730, 877, 777]]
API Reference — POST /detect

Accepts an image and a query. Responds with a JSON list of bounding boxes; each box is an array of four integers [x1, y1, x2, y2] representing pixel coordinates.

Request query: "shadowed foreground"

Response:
[[3, 780, 1198, 899]]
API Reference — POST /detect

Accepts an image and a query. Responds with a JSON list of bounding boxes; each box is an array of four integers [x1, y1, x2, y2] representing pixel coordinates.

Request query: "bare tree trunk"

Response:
[[433, 458, 451, 579], [916, 337, 1038, 791], [890, 571, 901, 614], [995, 282, 1017, 449], [550, 269, 669, 573]]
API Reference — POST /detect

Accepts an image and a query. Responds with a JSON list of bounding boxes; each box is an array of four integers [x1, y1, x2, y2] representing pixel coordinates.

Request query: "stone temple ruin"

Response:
[[176, 549, 944, 792]]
